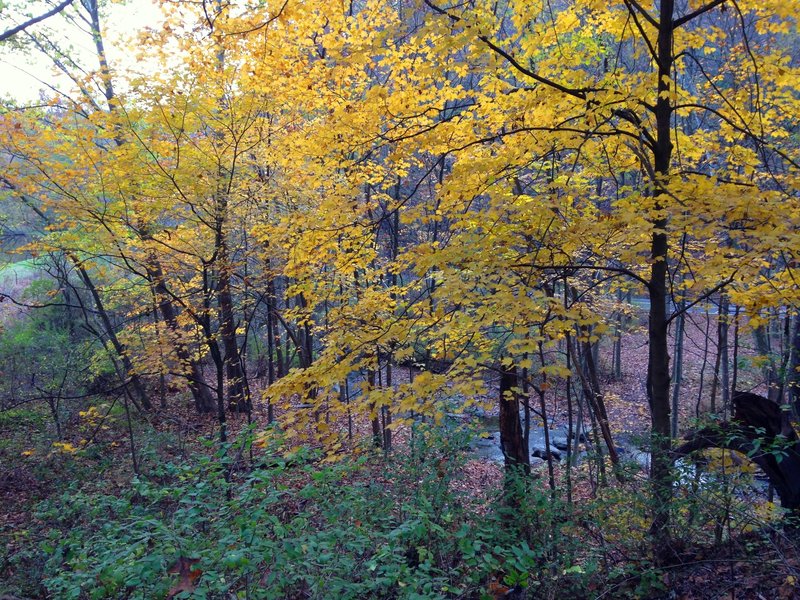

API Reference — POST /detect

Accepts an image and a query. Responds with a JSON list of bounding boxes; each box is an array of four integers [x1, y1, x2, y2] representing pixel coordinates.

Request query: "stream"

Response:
[[465, 413, 603, 465], [466, 413, 666, 472], [464, 413, 770, 496]]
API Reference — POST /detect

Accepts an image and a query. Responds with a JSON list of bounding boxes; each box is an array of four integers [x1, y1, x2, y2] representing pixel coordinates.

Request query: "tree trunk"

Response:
[[791, 315, 800, 418], [774, 311, 793, 406], [731, 307, 741, 414], [75, 263, 152, 411], [569, 338, 621, 478], [367, 368, 382, 449], [499, 365, 529, 476], [218, 251, 247, 412], [147, 258, 214, 413], [718, 295, 731, 412], [754, 320, 779, 402], [647, 0, 676, 561], [383, 358, 393, 454], [272, 278, 286, 379], [671, 298, 686, 437], [675, 391, 800, 514], [265, 275, 277, 424], [612, 288, 626, 380]]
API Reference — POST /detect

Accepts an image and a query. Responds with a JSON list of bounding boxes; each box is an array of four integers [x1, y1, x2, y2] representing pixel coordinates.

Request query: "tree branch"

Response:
[[512, 262, 652, 290], [625, 0, 659, 28], [422, 0, 595, 101], [476, 34, 595, 101], [0, 0, 75, 42], [665, 275, 736, 326], [674, 0, 727, 28]]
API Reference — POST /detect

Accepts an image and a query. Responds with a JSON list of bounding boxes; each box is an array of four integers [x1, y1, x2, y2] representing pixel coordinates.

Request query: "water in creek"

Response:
[[465, 414, 581, 465], [468, 413, 654, 472], [466, 414, 770, 497]]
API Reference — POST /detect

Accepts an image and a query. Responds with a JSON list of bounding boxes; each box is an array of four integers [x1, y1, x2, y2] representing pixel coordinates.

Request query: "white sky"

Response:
[[0, 0, 164, 103]]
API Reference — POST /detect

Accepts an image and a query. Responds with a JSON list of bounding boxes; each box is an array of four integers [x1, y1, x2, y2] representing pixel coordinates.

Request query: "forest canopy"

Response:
[[0, 0, 799, 598]]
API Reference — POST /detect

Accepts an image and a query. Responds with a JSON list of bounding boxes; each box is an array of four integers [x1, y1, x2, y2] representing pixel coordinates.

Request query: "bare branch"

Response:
[[225, 0, 289, 36], [477, 34, 597, 100], [512, 261, 652, 290], [665, 275, 736, 326], [623, 0, 661, 66], [422, 0, 596, 101], [0, 0, 75, 42], [673, 0, 727, 28], [624, 0, 659, 29]]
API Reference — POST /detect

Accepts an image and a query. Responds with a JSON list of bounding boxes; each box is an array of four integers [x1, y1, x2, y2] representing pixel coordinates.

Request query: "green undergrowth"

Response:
[[4, 412, 795, 599], [30, 426, 589, 600]]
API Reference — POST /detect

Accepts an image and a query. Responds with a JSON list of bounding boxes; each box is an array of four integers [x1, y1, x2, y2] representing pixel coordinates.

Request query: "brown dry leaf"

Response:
[[167, 557, 202, 598], [486, 577, 523, 599], [778, 583, 798, 600]]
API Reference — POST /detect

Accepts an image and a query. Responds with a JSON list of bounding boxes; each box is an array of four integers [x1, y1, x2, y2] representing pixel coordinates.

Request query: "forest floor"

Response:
[[2, 306, 799, 599]]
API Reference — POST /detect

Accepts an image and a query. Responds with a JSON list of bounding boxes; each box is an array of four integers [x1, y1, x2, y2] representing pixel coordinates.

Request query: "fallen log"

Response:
[[673, 391, 800, 512]]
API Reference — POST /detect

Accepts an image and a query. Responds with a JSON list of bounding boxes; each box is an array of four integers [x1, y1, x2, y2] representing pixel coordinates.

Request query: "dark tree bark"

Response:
[[776, 312, 793, 404], [265, 274, 277, 423], [642, 0, 677, 561], [675, 391, 800, 513], [499, 365, 529, 476], [383, 359, 393, 454], [719, 295, 731, 412], [568, 337, 621, 476], [367, 367, 382, 449], [671, 298, 686, 437], [753, 321, 779, 402]]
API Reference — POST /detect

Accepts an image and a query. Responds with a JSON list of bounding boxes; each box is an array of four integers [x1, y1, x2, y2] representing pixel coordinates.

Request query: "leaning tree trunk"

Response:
[[6, 182, 153, 413], [675, 391, 800, 514], [147, 258, 215, 413], [75, 263, 152, 411]]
